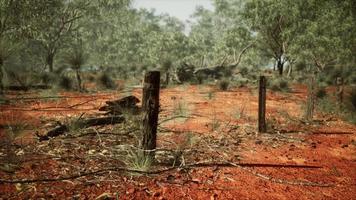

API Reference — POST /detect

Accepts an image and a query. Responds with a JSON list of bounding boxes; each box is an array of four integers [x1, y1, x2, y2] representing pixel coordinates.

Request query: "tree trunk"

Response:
[[76, 68, 82, 91], [141, 71, 160, 159], [165, 71, 170, 86], [277, 60, 284, 75], [336, 77, 344, 105], [46, 53, 54, 72], [0, 61, 4, 94], [287, 63, 293, 78]]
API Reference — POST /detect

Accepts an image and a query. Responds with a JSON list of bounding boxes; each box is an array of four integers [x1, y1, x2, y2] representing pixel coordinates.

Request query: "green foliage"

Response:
[[218, 79, 230, 91], [269, 78, 289, 92], [40, 72, 56, 85], [176, 63, 195, 83], [316, 87, 356, 124], [316, 87, 327, 99], [123, 148, 152, 172], [98, 73, 117, 90], [58, 76, 73, 90]]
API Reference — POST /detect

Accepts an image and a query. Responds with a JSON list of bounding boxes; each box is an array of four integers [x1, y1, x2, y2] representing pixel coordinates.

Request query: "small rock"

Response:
[[341, 144, 348, 148]]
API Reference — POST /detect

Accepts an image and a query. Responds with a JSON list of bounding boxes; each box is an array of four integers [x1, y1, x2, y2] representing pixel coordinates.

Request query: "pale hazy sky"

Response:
[[132, 0, 214, 23]]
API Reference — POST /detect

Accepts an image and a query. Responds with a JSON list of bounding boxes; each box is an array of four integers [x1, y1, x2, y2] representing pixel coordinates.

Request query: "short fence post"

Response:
[[258, 76, 267, 133], [141, 71, 160, 159]]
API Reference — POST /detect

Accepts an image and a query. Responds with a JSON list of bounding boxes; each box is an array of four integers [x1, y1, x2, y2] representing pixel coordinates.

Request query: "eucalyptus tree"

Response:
[[286, 0, 355, 74], [188, 0, 259, 75], [28, 0, 89, 72], [79, 0, 132, 69], [0, 0, 31, 93], [241, 0, 295, 75]]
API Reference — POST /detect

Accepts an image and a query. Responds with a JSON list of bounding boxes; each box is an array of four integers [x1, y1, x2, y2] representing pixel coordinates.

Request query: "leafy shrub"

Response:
[[161, 59, 172, 72], [98, 73, 116, 89], [218, 79, 230, 91], [269, 78, 289, 92], [316, 87, 327, 99], [40, 72, 56, 85], [279, 79, 288, 89], [177, 62, 195, 83], [239, 66, 249, 76], [58, 76, 73, 90]]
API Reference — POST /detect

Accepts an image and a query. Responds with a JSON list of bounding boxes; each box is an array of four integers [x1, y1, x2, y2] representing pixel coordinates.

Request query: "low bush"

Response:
[[218, 79, 230, 91], [58, 76, 73, 90], [269, 78, 289, 92], [316, 87, 327, 99], [98, 73, 116, 89]]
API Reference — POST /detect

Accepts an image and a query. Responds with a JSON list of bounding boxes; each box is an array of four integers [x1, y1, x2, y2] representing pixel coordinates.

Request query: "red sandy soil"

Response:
[[0, 84, 355, 200]]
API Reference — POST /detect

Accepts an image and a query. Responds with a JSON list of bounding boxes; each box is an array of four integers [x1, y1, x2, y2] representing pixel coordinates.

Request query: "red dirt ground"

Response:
[[0, 84, 355, 200]]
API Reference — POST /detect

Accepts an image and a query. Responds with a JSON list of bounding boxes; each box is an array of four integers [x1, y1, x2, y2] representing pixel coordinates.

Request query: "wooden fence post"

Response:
[[258, 76, 267, 133], [141, 71, 160, 159]]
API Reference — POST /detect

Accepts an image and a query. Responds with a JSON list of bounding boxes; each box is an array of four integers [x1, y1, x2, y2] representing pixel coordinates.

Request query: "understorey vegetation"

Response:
[[0, 0, 355, 199]]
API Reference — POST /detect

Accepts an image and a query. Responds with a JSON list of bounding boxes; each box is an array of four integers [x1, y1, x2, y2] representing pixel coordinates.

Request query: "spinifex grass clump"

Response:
[[123, 148, 152, 173], [218, 79, 230, 91]]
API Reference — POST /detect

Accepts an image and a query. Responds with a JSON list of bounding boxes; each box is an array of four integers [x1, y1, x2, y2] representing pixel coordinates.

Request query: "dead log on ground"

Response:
[[5, 85, 51, 91], [38, 116, 125, 141], [99, 95, 141, 115]]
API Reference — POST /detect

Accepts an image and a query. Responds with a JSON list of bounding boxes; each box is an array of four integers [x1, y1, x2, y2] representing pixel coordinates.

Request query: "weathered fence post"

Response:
[[141, 71, 160, 159], [258, 76, 267, 133]]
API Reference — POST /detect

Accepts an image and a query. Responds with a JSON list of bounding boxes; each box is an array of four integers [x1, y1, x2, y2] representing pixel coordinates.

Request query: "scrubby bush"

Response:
[[316, 87, 327, 99], [269, 78, 289, 92], [58, 76, 73, 90], [218, 79, 230, 91], [40, 72, 56, 85], [98, 73, 116, 89], [239, 66, 249, 76], [176, 62, 195, 83]]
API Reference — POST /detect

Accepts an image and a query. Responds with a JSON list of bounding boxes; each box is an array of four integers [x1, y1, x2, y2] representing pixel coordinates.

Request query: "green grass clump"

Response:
[[218, 79, 230, 91], [123, 148, 152, 172], [269, 78, 289, 92]]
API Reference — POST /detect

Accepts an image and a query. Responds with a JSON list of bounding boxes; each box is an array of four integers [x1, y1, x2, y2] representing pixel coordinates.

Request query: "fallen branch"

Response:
[[5, 85, 51, 91], [38, 116, 125, 141], [0, 161, 330, 187]]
